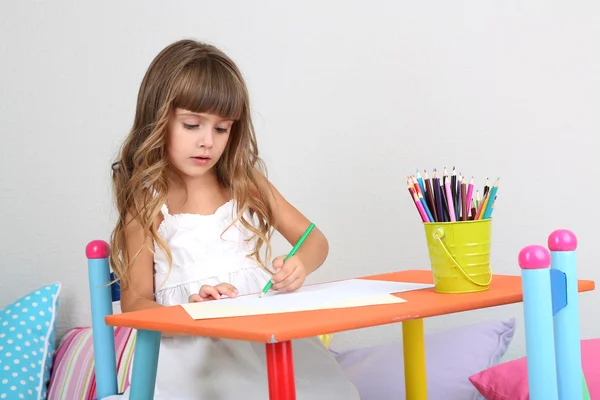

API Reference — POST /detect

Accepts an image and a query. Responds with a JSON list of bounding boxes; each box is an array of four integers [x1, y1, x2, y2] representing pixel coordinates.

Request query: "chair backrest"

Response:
[[86, 240, 120, 399], [518, 229, 589, 400]]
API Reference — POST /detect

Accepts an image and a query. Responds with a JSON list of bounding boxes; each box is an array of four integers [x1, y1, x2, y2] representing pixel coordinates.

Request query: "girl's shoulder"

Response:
[[123, 207, 165, 235]]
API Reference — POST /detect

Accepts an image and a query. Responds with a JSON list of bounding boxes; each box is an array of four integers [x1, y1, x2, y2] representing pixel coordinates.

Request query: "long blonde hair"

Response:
[[109, 39, 275, 291]]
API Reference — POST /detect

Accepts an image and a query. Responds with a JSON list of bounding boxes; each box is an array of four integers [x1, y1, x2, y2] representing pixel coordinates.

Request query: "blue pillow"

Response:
[[0, 282, 61, 400]]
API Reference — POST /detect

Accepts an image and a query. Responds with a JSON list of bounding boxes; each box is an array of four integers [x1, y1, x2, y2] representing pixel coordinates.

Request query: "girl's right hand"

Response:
[[189, 283, 239, 302]]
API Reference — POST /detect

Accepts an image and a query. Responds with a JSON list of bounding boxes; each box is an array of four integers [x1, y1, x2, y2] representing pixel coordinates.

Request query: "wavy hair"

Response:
[[109, 39, 275, 291]]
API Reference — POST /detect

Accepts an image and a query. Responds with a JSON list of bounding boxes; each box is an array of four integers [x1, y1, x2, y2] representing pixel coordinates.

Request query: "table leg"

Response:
[[266, 341, 296, 400], [403, 318, 427, 399], [129, 329, 161, 400]]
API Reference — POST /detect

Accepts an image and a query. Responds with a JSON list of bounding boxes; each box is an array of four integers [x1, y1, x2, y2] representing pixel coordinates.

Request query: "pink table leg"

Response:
[[266, 341, 296, 399]]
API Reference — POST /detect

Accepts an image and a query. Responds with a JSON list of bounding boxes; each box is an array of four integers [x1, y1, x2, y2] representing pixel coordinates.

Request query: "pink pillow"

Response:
[[469, 338, 600, 400]]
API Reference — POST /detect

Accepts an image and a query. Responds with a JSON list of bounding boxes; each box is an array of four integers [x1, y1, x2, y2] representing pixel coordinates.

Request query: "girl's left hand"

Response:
[[270, 255, 307, 292]]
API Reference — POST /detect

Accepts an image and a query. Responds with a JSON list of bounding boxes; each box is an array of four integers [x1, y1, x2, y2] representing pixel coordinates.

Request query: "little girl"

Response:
[[108, 39, 359, 399]]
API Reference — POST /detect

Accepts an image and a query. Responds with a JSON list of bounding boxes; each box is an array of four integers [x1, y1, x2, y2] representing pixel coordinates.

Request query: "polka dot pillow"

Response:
[[0, 282, 61, 400]]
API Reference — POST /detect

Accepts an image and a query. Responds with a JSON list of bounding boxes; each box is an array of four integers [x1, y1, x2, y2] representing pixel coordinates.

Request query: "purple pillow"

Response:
[[331, 319, 515, 400]]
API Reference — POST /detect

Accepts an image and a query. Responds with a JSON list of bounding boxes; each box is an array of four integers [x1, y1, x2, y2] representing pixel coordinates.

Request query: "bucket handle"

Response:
[[432, 228, 493, 287]]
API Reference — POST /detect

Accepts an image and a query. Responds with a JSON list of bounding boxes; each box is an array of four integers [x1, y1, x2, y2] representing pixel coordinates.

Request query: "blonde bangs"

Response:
[[172, 60, 246, 121]]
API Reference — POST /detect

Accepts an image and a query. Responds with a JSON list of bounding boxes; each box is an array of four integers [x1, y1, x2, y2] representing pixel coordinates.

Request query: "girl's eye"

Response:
[[215, 127, 229, 133], [183, 123, 199, 130]]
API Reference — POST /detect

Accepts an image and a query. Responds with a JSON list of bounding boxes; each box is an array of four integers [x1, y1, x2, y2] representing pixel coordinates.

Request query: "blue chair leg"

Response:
[[86, 241, 119, 398], [129, 329, 161, 400]]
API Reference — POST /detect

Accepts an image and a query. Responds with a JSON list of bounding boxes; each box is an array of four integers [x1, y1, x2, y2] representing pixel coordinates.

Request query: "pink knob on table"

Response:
[[518, 245, 551, 269], [86, 240, 110, 259], [548, 229, 578, 252]]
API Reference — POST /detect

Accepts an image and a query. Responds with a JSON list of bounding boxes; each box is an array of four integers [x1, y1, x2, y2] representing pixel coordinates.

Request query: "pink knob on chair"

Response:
[[518, 245, 551, 269], [547, 229, 577, 251], [86, 240, 110, 259]]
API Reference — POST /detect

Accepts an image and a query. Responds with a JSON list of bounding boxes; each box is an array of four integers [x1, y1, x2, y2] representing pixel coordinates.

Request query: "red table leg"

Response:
[[265, 341, 296, 400]]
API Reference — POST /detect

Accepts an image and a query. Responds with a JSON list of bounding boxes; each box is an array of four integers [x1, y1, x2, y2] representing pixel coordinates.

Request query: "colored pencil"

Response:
[[434, 172, 445, 222], [444, 174, 456, 222], [418, 190, 434, 222], [476, 190, 481, 209], [461, 177, 467, 221], [260, 222, 315, 297], [431, 171, 438, 220], [476, 191, 490, 220], [410, 176, 421, 196], [489, 196, 497, 218], [474, 191, 487, 219], [424, 170, 438, 222], [407, 184, 421, 217], [483, 178, 490, 197], [482, 178, 500, 219], [416, 170, 426, 198], [413, 192, 430, 222], [480, 193, 491, 220], [442, 168, 449, 220], [455, 175, 462, 220], [422, 171, 434, 216], [443, 167, 448, 187], [451, 167, 457, 216], [465, 177, 474, 214], [439, 178, 448, 222]]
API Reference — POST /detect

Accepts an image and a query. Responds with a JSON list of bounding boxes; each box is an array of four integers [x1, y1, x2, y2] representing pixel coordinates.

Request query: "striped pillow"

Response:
[[46, 327, 135, 400], [47, 327, 332, 399]]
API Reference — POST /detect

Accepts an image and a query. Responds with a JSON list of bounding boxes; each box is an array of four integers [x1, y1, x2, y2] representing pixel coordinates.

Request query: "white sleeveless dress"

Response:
[[118, 200, 359, 400]]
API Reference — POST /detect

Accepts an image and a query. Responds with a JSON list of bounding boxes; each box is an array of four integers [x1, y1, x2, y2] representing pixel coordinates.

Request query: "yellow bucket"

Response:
[[423, 219, 493, 293]]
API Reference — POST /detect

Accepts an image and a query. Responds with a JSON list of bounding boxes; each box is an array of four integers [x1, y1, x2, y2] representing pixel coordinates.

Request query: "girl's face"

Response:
[[167, 108, 233, 179]]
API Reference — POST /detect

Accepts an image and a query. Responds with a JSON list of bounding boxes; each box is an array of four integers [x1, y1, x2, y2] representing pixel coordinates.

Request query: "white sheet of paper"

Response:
[[180, 294, 406, 320], [181, 279, 433, 320], [316, 293, 407, 309]]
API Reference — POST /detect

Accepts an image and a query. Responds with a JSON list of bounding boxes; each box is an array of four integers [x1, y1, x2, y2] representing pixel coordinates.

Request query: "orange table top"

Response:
[[105, 270, 595, 343]]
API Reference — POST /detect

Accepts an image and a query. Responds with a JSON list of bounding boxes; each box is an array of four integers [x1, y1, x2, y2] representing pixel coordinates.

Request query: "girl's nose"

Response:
[[197, 130, 213, 148]]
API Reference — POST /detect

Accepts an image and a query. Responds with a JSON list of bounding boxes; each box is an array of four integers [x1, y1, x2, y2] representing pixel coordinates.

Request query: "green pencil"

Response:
[[259, 222, 316, 297]]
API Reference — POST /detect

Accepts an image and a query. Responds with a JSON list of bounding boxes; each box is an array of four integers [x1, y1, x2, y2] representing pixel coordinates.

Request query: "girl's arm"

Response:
[[265, 180, 329, 275], [119, 213, 162, 312], [119, 213, 180, 337]]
